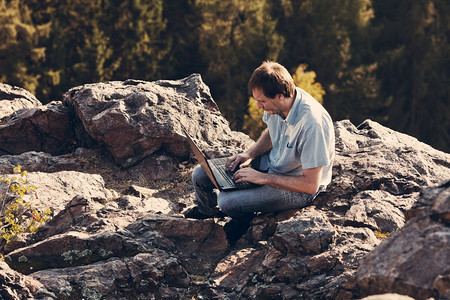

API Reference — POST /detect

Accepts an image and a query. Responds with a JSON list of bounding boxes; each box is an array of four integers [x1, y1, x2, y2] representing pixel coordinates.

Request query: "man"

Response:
[[184, 61, 335, 220]]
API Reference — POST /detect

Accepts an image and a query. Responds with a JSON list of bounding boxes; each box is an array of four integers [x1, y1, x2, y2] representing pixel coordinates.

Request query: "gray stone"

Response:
[[0, 83, 41, 120], [1, 79, 449, 299], [64, 74, 253, 167], [0, 102, 76, 155], [356, 181, 450, 300]]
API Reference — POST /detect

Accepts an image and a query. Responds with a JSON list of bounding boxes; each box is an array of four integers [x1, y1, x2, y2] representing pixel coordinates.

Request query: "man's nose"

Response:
[[257, 102, 263, 109]]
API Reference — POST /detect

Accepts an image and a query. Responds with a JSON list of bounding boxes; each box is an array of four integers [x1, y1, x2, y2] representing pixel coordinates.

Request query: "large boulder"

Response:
[[0, 77, 449, 299], [0, 75, 253, 180], [316, 119, 449, 229], [199, 119, 450, 299], [0, 260, 44, 299], [356, 180, 450, 300], [64, 74, 253, 168]]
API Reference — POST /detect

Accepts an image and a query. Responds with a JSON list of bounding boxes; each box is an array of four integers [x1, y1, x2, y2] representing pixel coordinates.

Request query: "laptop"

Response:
[[183, 129, 262, 191]]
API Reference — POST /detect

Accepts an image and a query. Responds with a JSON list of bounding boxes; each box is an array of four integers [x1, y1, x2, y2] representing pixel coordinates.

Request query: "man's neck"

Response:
[[280, 90, 296, 119]]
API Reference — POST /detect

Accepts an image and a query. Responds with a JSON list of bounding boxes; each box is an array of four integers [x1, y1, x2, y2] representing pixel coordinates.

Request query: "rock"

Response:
[[5, 213, 226, 298], [0, 101, 76, 155], [0, 171, 118, 254], [64, 74, 253, 168], [0, 83, 41, 120], [126, 214, 229, 275], [344, 190, 406, 232], [0, 151, 80, 173], [211, 247, 267, 291], [11, 191, 177, 252], [316, 119, 449, 231], [360, 293, 415, 300], [0, 260, 46, 299], [271, 207, 335, 255], [356, 181, 450, 300], [125, 152, 179, 181], [208, 208, 379, 299], [334, 119, 448, 188], [0, 75, 252, 180], [1, 78, 450, 299], [5, 230, 146, 274], [205, 119, 450, 299], [30, 252, 190, 299], [18, 171, 116, 215], [26, 196, 105, 245]]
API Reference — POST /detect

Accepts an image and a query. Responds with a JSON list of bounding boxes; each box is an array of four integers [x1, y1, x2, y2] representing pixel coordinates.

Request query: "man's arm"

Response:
[[234, 165, 323, 194], [244, 128, 272, 158], [226, 128, 272, 170], [228, 127, 323, 194]]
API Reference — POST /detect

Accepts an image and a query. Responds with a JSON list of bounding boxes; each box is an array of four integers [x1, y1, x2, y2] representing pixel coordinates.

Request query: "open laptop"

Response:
[[183, 129, 261, 191]]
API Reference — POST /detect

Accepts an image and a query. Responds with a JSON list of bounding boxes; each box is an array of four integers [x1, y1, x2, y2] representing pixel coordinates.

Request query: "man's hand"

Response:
[[226, 128, 272, 172], [225, 153, 252, 171], [233, 167, 267, 185], [234, 166, 324, 194]]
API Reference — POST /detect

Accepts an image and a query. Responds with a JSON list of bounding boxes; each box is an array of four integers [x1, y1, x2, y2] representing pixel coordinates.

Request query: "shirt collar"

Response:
[[283, 88, 302, 125]]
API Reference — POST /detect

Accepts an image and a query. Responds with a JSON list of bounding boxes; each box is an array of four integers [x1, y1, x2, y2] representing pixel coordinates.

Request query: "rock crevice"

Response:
[[0, 80, 449, 299]]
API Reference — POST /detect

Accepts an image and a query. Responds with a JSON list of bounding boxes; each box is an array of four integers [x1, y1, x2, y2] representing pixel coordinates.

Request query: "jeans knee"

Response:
[[218, 194, 242, 217], [192, 165, 207, 186]]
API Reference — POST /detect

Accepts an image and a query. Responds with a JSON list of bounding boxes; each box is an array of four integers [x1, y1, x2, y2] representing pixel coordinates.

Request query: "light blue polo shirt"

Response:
[[262, 87, 335, 188]]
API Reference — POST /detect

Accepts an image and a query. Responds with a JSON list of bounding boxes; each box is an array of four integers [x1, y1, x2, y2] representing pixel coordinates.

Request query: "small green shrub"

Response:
[[0, 165, 52, 244], [374, 229, 391, 240]]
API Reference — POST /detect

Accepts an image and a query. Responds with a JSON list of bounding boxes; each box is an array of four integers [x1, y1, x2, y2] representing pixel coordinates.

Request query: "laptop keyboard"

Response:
[[211, 159, 253, 188]]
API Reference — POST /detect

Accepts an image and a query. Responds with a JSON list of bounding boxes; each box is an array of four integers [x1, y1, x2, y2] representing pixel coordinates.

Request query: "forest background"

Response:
[[1, 0, 449, 152]]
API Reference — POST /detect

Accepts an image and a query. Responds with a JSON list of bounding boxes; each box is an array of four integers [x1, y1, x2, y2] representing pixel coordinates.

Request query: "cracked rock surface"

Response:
[[1, 79, 449, 299]]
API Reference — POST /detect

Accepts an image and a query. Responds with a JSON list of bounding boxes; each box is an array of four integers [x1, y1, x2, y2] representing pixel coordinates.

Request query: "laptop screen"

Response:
[[183, 129, 220, 189]]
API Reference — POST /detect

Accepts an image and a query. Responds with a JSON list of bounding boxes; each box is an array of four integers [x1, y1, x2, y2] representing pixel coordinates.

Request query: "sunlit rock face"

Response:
[[64, 74, 253, 168], [0, 76, 449, 299]]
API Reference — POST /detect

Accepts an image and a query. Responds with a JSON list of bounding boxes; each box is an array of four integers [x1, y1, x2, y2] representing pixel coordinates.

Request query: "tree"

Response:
[[105, 0, 169, 81], [292, 64, 325, 105], [274, 0, 381, 125], [0, 0, 48, 95], [196, 0, 284, 123], [24, 0, 169, 102], [373, 0, 450, 151], [160, 0, 205, 79]]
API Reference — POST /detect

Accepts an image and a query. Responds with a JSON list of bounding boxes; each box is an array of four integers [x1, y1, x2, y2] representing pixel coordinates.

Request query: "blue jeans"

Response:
[[192, 157, 323, 218]]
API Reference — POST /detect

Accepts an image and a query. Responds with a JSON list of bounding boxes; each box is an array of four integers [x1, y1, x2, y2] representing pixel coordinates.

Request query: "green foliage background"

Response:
[[0, 0, 448, 152]]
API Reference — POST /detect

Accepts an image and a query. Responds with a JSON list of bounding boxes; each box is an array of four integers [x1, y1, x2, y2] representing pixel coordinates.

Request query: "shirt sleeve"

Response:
[[298, 123, 332, 169]]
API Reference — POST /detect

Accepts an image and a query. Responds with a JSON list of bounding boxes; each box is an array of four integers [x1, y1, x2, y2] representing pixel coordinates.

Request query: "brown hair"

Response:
[[248, 61, 296, 99]]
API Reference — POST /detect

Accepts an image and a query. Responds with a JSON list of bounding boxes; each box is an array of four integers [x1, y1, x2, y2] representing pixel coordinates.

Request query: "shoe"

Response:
[[183, 206, 226, 220], [183, 206, 210, 219], [223, 216, 253, 246]]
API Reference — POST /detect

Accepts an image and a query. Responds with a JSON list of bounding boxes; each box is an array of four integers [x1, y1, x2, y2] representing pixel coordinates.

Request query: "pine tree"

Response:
[[106, 0, 169, 81], [274, 0, 381, 124], [292, 64, 325, 105], [23, 0, 169, 101], [373, 0, 450, 151], [0, 0, 47, 94], [160, 0, 205, 79], [196, 0, 284, 124]]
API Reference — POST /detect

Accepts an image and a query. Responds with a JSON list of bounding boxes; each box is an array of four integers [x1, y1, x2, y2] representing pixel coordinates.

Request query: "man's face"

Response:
[[252, 88, 280, 115]]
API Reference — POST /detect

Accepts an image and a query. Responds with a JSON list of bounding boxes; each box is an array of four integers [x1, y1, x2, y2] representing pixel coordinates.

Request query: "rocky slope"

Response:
[[0, 78, 448, 299]]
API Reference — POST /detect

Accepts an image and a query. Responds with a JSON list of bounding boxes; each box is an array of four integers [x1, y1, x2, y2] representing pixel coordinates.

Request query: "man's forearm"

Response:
[[234, 165, 323, 194], [261, 173, 319, 194], [245, 128, 272, 159]]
